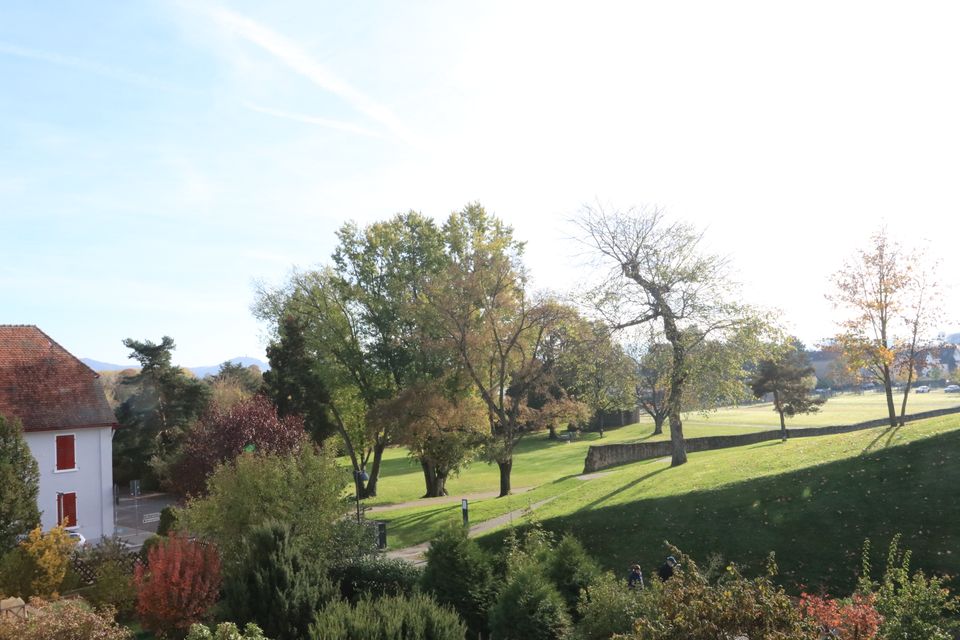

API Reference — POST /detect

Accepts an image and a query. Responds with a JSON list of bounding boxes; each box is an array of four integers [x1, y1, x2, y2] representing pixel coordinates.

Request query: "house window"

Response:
[[57, 492, 78, 528], [55, 434, 76, 471]]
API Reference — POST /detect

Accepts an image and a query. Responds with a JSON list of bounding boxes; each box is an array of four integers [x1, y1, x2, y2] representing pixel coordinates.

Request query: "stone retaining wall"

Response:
[[582, 405, 960, 473]]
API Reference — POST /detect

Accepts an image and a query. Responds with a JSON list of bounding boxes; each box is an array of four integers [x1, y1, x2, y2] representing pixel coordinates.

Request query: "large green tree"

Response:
[[113, 336, 210, 486], [0, 413, 40, 551], [426, 205, 585, 496], [577, 205, 765, 466], [255, 212, 447, 497]]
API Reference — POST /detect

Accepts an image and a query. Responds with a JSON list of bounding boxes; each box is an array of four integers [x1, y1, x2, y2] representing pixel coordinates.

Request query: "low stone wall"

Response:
[[582, 405, 960, 473]]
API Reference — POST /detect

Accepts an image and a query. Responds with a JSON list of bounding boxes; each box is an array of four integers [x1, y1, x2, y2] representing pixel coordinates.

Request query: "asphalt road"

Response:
[[114, 492, 176, 548]]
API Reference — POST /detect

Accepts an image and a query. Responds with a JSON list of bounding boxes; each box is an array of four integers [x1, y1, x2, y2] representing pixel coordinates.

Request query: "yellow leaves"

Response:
[[19, 522, 75, 597]]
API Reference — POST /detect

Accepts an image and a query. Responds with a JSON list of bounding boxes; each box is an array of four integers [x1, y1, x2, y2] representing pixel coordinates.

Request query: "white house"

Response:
[[0, 325, 117, 541]]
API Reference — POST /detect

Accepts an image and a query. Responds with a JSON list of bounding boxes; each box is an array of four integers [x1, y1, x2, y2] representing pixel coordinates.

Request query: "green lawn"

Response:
[[375, 405, 960, 593], [362, 390, 960, 507]]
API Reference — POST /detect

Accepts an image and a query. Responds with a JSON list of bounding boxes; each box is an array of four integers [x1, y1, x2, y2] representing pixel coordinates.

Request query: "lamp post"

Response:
[[354, 468, 369, 524]]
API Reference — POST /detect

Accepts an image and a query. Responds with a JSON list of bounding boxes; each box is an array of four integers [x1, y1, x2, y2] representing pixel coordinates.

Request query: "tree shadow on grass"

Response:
[[579, 465, 670, 511], [479, 428, 960, 595], [862, 425, 902, 454]]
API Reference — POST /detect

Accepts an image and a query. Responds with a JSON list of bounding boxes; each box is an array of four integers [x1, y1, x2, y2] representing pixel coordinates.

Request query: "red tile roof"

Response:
[[0, 325, 117, 432]]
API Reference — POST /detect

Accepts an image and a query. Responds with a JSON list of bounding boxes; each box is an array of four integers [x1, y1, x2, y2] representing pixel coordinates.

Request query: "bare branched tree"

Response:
[[576, 204, 759, 466]]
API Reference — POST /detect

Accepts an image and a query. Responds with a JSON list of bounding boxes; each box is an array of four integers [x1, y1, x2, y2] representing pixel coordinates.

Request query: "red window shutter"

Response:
[[56, 435, 75, 471], [61, 492, 77, 527]]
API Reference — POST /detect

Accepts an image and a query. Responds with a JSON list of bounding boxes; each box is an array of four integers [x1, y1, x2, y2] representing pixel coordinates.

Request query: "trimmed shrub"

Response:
[[156, 506, 178, 536], [221, 522, 337, 640], [74, 537, 137, 619], [186, 622, 269, 640], [488, 564, 572, 640], [0, 544, 34, 597], [541, 534, 601, 619], [420, 523, 497, 637], [330, 555, 421, 603], [134, 534, 222, 637], [11, 524, 75, 597], [0, 597, 132, 640], [309, 593, 466, 640]]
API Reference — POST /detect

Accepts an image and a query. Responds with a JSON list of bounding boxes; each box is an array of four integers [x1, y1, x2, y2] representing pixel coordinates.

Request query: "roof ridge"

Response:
[[0, 325, 101, 379]]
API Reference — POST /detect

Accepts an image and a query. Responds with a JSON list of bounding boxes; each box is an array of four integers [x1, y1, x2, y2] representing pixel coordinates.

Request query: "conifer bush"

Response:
[[420, 523, 497, 637], [488, 563, 572, 640], [330, 554, 421, 603], [541, 534, 601, 619], [310, 593, 466, 640], [220, 522, 337, 640]]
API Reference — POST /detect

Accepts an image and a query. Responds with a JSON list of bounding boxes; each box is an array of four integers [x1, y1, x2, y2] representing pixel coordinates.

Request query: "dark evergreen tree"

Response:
[[222, 521, 338, 640], [541, 534, 601, 619], [208, 361, 263, 395], [421, 524, 497, 637], [750, 345, 826, 441], [488, 564, 572, 640], [113, 336, 211, 486], [0, 413, 40, 551], [261, 315, 336, 442]]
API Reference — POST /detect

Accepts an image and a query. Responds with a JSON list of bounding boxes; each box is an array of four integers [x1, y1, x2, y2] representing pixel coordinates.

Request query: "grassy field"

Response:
[[373, 394, 960, 593], [363, 391, 960, 507]]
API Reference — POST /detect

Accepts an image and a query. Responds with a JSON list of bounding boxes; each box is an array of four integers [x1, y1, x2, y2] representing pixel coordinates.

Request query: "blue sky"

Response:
[[3, 2, 959, 366]]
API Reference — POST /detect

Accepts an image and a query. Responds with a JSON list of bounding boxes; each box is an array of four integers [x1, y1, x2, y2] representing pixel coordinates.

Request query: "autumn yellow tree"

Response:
[[828, 228, 940, 427]]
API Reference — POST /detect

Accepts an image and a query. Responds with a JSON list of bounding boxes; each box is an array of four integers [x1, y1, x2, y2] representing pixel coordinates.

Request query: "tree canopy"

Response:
[[0, 413, 40, 552]]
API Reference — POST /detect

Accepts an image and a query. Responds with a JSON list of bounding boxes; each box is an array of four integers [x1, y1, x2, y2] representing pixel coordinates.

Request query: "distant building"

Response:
[[0, 325, 117, 541]]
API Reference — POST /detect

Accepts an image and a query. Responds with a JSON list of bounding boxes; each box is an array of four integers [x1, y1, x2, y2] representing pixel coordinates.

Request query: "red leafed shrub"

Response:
[[133, 534, 222, 638], [172, 395, 305, 497], [799, 592, 883, 640]]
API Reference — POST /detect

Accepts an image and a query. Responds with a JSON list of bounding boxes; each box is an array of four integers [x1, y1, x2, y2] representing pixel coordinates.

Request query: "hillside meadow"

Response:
[[369, 392, 960, 593]]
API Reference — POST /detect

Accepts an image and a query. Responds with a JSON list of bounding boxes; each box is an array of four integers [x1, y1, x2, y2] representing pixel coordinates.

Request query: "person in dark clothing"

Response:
[[658, 555, 678, 581], [627, 564, 644, 589]]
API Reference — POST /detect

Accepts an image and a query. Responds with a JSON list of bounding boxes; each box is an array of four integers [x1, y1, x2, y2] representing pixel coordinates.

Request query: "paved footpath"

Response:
[[384, 472, 614, 564], [386, 496, 560, 565], [366, 487, 533, 514]]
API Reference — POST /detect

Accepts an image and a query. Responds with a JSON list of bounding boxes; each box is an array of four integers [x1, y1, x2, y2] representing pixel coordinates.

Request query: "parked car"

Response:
[[67, 531, 87, 546], [944, 384, 960, 393], [915, 385, 931, 393]]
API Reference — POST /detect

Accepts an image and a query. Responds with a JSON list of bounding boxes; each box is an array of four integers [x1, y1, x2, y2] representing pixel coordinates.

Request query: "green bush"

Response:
[[221, 522, 337, 640], [626, 549, 815, 640], [186, 622, 270, 640], [156, 506, 178, 537], [420, 523, 497, 637], [574, 572, 661, 640], [139, 535, 162, 563], [488, 564, 572, 640], [541, 534, 601, 619], [330, 555, 421, 603], [0, 545, 34, 597], [310, 593, 466, 640], [87, 560, 136, 620], [858, 536, 960, 640]]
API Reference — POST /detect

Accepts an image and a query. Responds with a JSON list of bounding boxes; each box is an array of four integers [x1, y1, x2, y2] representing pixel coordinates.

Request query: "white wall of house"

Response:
[[24, 427, 114, 541]]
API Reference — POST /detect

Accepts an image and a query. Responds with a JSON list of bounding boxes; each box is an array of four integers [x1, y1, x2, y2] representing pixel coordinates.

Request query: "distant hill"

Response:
[[81, 358, 131, 372], [188, 357, 270, 379], [81, 356, 269, 377]]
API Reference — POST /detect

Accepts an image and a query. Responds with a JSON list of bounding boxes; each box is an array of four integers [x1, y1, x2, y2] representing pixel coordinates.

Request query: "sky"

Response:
[[2, 1, 959, 367]]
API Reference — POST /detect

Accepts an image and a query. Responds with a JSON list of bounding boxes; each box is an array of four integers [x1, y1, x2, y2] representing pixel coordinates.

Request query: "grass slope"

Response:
[[381, 415, 960, 593], [364, 392, 960, 507]]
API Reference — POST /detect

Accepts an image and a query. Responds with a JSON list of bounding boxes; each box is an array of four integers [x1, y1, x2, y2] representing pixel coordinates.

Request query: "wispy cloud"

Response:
[[201, 6, 421, 147], [243, 103, 380, 138], [0, 41, 184, 92]]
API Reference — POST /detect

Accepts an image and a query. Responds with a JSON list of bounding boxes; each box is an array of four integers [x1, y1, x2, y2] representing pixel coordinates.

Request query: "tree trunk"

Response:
[[548, 425, 558, 440], [421, 459, 438, 498], [363, 440, 386, 498], [881, 364, 897, 428], [620, 410, 626, 426], [653, 414, 665, 436], [775, 391, 787, 442], [662, 310, 688, 466], [598, 413, 604, 439], [497, 459, 512, 497], [435, 470, 449, 497], [899, 362, 916, 427]]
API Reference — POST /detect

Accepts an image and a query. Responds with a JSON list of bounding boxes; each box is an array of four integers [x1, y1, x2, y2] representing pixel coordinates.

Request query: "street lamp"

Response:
[[354, 468, 369, 524]]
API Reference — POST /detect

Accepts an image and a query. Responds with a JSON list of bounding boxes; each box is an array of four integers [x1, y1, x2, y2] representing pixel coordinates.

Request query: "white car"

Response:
[[944, 385, 960, 393], [67, 531, 87, 546], [915, 385, 931, 393]]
